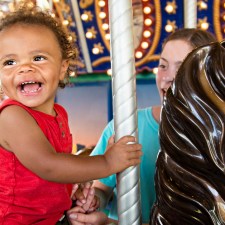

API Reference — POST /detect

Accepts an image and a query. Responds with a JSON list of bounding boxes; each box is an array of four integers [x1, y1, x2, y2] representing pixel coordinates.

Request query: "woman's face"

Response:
[[156, 39, 193, 103]]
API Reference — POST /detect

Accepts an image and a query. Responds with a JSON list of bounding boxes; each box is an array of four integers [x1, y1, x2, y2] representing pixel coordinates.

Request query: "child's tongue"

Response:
[[23, 83, 40, 92]]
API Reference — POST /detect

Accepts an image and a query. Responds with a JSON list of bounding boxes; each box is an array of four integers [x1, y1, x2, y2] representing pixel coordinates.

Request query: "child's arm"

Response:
[[0, 105, 142, 183]]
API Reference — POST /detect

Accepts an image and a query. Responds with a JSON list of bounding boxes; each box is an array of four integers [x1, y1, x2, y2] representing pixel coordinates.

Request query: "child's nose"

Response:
[[19, 63, 35, 73]]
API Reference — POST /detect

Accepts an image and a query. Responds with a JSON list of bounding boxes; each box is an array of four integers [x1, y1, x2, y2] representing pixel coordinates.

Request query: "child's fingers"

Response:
[[72, 182, 92, 204], [83, 181, 93, 189], [125, 143, 142, 152], [128, 149, 143, 158], [90, 196, 100, 209], [71, 184, 79, 199], [117, 135, 136, 144], [75, 200, 84, 207], [67, 206, 86, 214], [81, 181, 92, 200], [82, 188, 95, 211], [73, 186, 86, 204], [123, 151, 143, 166], [128, 158, 142, 166]]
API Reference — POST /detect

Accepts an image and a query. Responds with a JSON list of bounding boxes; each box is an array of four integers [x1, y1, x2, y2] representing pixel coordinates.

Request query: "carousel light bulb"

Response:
[[70, 71, 76, 77], [86, 31, 93, 39], [98, 0, 105, 7], [135, 51, 143, 59], [145, 18, 152, 26], [99, 12, 106, 19], [81, 13, 89, 21], [143, 6, 151, 14], [201, 22, 209, 30], [153, 67, 158, 74], [143, 30, 151, 38], [68, 36, 73, 42], [92, 47, 100, 54], [102, 23, 109, 30], [200, 1, 207, 9], [107, 69, 112, 76], [165, 5, 174, 13], [165, 24, 173, 32], [141, 41, 149, 49], [62, 20, 69, 26], [105, 33, 110, 40]]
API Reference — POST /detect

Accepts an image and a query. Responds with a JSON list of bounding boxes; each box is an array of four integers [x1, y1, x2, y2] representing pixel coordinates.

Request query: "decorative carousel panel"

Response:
[[65, 0, 180, 74], [63, 0, 216, 75], [0, 0, 218, 75]]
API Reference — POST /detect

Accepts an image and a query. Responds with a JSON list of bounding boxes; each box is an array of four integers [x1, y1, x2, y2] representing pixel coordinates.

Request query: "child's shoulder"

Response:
[[0, 99, 24, 112]]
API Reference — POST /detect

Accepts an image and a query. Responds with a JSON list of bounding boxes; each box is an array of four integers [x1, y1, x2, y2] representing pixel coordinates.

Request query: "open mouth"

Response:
[[19, 81, 42, 93]]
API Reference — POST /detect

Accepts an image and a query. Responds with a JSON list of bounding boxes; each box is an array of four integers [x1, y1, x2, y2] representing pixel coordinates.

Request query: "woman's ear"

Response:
[[59, 59, 69, 80]]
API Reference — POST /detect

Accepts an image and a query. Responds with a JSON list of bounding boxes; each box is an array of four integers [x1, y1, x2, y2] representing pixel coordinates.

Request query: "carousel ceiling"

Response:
[[0, 0, 224, 76]]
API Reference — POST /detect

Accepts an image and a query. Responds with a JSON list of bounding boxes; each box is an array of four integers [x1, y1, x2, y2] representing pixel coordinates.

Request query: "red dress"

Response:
[[0, 99, 72, 225]]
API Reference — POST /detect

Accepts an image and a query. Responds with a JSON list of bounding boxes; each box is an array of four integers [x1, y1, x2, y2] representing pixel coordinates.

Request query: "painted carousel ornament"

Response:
[[151, 41, 225, 224]]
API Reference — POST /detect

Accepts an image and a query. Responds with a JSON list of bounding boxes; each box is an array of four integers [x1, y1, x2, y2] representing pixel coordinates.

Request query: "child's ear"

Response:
[[59, 60, 69, 80]]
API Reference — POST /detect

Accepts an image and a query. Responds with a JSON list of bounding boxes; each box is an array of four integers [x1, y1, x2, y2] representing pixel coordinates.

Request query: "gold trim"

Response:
[[213, 0, 223, 41], [145, 54, 160, 62], [79, 0, 94, 9], [92, 56, 111, 67], [92, 54, 160, 67]]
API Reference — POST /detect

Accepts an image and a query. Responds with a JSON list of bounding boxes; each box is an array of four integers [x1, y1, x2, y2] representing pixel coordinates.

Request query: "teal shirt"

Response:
[[91, 107, 160, 223]]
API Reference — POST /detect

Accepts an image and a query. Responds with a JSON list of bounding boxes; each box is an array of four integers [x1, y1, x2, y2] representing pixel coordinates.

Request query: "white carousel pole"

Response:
[[184, 0, 197, 28], [108, 0, 141, 224]]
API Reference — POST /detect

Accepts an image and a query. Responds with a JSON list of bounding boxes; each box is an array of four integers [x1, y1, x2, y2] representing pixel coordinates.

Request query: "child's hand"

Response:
[[72, 182, 100, 213], [104, 135, 142, 174]]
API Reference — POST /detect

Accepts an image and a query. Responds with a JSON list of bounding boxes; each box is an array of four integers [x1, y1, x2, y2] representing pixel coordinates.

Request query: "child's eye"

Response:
[[3, 60, 16, 66], [34, 56, 46, 61]]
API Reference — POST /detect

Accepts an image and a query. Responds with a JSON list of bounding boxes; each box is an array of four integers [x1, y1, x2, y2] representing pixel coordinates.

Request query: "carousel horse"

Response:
[[151, 41, 225, 225]]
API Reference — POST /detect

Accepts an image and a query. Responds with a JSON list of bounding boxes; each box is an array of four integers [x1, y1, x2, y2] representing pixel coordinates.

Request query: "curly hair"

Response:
[[0, 7, 77, 88]]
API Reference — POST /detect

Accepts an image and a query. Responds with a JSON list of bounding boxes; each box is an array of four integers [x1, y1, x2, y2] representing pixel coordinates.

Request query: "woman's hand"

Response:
[[67, 206, 108, 225]]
